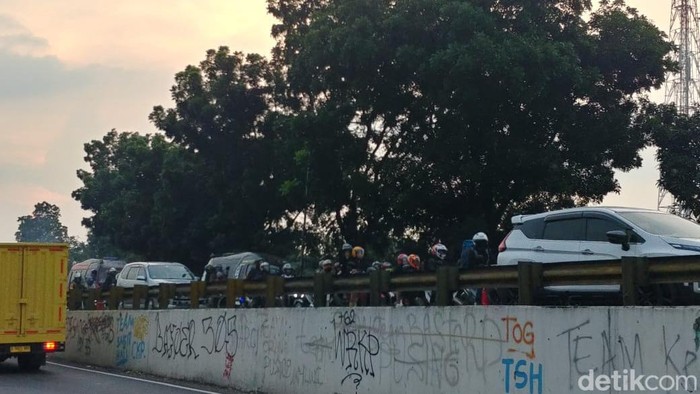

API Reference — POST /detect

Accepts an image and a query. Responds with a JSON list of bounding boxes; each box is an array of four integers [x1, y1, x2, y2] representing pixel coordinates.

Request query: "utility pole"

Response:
[[659, 0, 700, 214]]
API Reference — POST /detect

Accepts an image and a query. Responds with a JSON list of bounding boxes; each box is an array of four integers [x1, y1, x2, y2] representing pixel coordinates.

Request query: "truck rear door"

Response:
[[21, 245, 67, 341], [0, 246, 22, 340]]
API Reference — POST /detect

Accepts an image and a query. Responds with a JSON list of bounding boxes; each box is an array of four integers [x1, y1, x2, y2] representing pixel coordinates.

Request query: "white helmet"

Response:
[[260, 262, 270, 271], [283, 263, 292, 271], [430, 243, 448, 260], [473, 232, 488, 242]]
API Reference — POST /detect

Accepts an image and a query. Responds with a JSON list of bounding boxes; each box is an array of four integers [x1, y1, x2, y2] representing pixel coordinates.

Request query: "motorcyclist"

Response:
[[348, 247, 367, 306], [204, 263, 215, 283], [349, 246, 367, 274], [425, 242, 449, 272], [86, 269, 100, 289], [399, 254, 427, 305], [380, 261, 393, 273], [101, 268, 118, 292], [396, 253, 410, 272], [465, 232, 492, 268], [464, 232, 492, 305], [317, 259, 333, 274], [246, 259, 265, 281], [281, 263, 295, 279], [70, 272, 86, 291], [337, 243, 353, 277]]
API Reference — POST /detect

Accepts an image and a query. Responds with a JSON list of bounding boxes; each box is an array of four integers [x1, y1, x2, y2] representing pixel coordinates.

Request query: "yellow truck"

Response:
[[0, 243, 67, 370]]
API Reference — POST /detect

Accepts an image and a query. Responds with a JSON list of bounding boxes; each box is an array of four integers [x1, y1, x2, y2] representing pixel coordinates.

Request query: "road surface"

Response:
[[0, 357, 239, 394]]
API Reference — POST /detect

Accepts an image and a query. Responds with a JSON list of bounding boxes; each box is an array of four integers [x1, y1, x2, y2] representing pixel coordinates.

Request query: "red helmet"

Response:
[[407, 254, 421, 270]]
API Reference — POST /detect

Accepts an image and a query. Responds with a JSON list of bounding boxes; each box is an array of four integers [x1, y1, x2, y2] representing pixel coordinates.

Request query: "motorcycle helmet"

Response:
[[352, 246, 365, 259], [473, 232, 489, 248], [430, 243, 448, 260], [407, 254, 421, 270], [396, 253, 408, 266]]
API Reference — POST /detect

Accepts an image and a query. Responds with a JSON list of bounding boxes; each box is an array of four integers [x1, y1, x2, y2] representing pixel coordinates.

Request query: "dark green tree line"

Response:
[[73, 0, 676, 266]]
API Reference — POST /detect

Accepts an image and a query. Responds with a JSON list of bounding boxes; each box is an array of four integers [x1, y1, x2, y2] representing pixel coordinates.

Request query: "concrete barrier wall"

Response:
[[62, 306, 700, 393]]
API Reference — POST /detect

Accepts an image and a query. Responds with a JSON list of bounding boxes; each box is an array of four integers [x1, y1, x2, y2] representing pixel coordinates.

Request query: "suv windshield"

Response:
[[618, 211, 700, 239], [148, 264, 194, 280]]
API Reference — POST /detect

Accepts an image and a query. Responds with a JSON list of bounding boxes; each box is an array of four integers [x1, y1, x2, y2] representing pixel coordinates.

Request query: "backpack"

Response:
[[459, 240, 475, 269]]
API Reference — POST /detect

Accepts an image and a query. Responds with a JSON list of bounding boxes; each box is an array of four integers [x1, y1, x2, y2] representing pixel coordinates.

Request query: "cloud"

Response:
[[0, 14, 49, 55], [0, 15, 91, 99]]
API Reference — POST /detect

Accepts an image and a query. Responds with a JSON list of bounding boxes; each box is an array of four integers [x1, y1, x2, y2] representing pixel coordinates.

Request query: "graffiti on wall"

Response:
[[65, 307, 700, 394], [151, 313, 199, 360], [116, 313, 149, 366], [331, 310, 380, 392], [66, 314, 114, 357]]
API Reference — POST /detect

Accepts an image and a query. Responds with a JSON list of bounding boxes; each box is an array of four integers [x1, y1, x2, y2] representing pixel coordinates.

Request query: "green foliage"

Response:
[[268, 0, 675, 251], [72, 130, 212, 267], [16, 201, 70, 243], [15, 201, 87, 262], [641, 104, 700, 218], [74, 1, 676, 263]]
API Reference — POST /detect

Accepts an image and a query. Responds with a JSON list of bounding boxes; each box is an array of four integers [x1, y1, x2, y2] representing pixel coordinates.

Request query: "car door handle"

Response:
[[581, 249, 594, 255], [533, 246, 544, 252]]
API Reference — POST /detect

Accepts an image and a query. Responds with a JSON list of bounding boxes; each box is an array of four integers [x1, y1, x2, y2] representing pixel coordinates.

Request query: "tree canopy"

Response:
[[74, 0, 676, 266], [16, 201, 70, 243]]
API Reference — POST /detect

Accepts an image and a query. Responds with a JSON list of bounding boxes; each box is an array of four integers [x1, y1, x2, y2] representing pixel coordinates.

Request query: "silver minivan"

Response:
[[497, 207, 700, 301]]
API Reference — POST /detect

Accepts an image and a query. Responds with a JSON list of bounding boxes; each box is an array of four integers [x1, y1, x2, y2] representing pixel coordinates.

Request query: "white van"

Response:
[[497, 207, 700, 301]]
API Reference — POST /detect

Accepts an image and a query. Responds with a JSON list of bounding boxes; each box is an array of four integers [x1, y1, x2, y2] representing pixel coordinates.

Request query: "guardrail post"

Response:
[[622, 257, 648, 306], [190, 281, 205, 309], [314, 272, 329, 307], [108, 287, 123, 310], [266, 276, 285, 307], [436, 266, 459, 306], [158, 283, 171, 309], [84, 289, 98, 310], [133, 285, 148, 310], [518, 262, 542, 305], [369, 270, 381, 306], [67, 288, 83, 310], [226, 279, 244, 308]]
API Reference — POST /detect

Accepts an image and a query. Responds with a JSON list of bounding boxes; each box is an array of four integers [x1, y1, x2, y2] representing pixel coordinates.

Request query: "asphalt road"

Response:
[[0, 356, 236, 394]]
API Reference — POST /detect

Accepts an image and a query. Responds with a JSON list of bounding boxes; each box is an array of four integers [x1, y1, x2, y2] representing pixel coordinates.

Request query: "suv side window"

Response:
[[586, 218, 626, 242], [125, 267, 139, 280], [542, 218, 585, 240], [137, 267, 146, 279], [520, 218, 545, 239]]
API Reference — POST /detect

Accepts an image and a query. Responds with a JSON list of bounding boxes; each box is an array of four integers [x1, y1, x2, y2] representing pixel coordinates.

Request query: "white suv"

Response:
[[497, 207, 700, 299], [116, 262, 196, 308], [117, 262, 195, 287]]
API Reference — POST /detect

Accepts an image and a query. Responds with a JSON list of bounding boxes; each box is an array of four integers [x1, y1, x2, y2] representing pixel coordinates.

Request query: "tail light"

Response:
[[498, 232, 511, 253], [43, 342, 57, 352]]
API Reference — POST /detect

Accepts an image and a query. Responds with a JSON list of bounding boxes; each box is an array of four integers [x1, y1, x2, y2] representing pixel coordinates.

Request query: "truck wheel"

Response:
[[17, 353, 45, 371]]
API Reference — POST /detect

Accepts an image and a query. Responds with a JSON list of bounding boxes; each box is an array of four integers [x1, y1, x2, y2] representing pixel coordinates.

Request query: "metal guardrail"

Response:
[[66, 255, 700, 310]]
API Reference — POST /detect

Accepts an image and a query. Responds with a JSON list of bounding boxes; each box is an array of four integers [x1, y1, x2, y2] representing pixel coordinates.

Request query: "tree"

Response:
[[267, 0, 675, 251], [72, 130, 212, 266], [16, 202, 70, 243], [149, 47, 294, 256], [15, 201, 87, 262], [639, 104, 700, 218]]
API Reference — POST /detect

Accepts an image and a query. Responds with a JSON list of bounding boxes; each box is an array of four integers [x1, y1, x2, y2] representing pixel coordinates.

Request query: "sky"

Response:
[[0, 0, 675, 242]]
